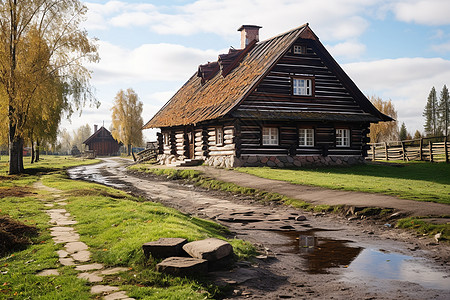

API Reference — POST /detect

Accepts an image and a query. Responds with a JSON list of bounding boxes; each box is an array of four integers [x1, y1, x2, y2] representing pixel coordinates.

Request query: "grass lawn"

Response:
[[236, 161, 450, 205], [0, 156, 255, 299]]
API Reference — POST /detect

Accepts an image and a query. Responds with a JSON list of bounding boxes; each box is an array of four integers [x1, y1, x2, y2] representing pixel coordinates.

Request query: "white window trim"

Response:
[[216, 127, 223, 146], [293, 45, 306, 54], [336, 129, 350, 147], [163, 132, 169, 146], [293, 78, 313, 96], [262, 127, 279, 146], [299, 128, 314, 147]]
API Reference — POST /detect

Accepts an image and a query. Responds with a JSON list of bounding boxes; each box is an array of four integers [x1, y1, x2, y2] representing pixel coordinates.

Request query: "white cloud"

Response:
[[431, 42, 450, 54], [89, 41, 220, 84], [389, 0, 450, 26], [327, 41, 366, 59], [84, 0, 375, 42], [343, 57, 450, 133]]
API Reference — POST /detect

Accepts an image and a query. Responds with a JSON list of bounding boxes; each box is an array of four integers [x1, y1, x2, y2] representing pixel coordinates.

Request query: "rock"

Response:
[[434, 233, 442, 243], [90, 285, 119, 294], [75, 263, 104, 271], [36, 269, 59, 276], [183, 238, 233, 261], [156, 257, 208, 276], [295, 215, 307, 221], [142, 238, 187, 259]]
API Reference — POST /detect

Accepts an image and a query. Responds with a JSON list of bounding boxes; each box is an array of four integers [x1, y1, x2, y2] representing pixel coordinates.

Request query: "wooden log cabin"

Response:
[[143, 24, 392, 168], [83, 125, 121, 156]]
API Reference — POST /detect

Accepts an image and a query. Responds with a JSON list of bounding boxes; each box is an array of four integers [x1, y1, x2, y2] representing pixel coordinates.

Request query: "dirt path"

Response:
[[190, 166, 450, 217], [68, 158, 450, 300]]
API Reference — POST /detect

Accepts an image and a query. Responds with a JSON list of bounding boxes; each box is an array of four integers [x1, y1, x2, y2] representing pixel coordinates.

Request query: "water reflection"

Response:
[[283, 230, 363, 274]]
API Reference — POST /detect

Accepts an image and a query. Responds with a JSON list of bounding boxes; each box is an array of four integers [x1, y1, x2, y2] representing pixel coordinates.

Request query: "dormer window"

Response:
[[293, 77, 313, 96], [293, 45, 307, 54]]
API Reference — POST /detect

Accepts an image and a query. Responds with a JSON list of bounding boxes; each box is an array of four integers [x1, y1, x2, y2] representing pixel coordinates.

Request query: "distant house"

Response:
[[83, 125, 121, 156], [143, 24, 392, 168]]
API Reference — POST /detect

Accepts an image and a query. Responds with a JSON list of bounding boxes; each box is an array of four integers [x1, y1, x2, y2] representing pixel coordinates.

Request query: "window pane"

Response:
[[293, 79, 312, 96]]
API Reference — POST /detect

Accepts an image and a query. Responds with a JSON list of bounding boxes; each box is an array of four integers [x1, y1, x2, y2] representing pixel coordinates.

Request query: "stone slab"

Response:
[[57, 250, 70, 258], [104, 291, 133, 300], [90, 285, 119, 294], [183, 238, 233, 261], [36, 269, 59, 276], [142, 238, 187, 259], [65, 241, 88, 253], [59, 257, 75, 266], [71, 250, 91, 262], [75, 263, 104, 271], [100, 267, 129, 275], [78, 272, 103, 283], [156, 257, 208, 276]]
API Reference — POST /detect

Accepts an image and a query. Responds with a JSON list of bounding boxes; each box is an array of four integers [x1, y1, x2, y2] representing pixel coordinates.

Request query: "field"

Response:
[[236, 161, 450, 205]]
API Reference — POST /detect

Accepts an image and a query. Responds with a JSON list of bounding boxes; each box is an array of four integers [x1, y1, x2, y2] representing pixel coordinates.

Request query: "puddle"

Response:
[[282, 230, 450, 290], [68, 165, 126, 189], [281, 230, 362, 274]]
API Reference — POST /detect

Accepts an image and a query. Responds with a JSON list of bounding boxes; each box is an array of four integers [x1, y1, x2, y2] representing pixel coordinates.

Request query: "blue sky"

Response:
[[62, 0, 450, 141]]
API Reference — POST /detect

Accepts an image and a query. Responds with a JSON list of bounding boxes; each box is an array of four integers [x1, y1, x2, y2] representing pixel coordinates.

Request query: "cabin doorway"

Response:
[[187, 130, 195, 159]]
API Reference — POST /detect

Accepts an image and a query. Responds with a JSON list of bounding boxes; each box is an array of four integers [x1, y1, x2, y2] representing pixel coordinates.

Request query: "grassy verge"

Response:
[[1, 157, 256, 299], [129, 166, 450, 242], [235, 161, 450, 205]]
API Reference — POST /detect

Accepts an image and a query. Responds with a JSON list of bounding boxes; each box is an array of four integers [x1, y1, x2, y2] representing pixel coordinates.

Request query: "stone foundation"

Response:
[[158, 153, 364, 168]]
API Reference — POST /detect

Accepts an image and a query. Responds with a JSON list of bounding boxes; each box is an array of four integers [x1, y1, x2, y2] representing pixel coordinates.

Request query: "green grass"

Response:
[[236, 161, 450, 205], [0, 157, 256, 299], [397, 217, 449, 241]]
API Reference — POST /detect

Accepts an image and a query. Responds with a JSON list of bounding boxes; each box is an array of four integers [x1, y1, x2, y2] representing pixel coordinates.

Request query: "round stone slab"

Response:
[[36, 269, 59, 276], [156, 257, 208, 276]]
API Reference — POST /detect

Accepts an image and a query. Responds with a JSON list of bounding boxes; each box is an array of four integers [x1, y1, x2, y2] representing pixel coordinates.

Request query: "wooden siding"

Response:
[[236, 40, 365, 115]]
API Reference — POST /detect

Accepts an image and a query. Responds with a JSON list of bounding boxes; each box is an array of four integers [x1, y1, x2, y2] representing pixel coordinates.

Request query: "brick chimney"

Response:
[[94, 124, 98, 132], [238, 25, 262, 48]]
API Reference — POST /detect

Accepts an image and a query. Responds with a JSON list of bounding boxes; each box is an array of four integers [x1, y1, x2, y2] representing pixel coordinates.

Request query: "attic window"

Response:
[[293, 45, 307, 54], [293, 78, 313, 96]]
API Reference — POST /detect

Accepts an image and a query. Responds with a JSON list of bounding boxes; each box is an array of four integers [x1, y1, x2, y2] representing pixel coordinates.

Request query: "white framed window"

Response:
[[163, 132, 169, 146], [336, 129, 350, 147], [293, 45, 307, 54], [216, 127, 223, 146], [262, 127, 278, 145], [293, 78, 312, 96], [299, 128, 314, 147]]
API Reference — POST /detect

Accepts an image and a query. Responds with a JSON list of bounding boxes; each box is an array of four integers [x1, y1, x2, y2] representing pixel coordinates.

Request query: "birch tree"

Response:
[[0, 0, 99, 174], [111, 88, 144, 155], [369, 96, 398, 143]]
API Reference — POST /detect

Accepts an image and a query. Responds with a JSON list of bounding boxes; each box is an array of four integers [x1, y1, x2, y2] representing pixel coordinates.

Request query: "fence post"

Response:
[[429, 141, 433, 162], [401, 141, 406, 161], [384, 142, 388, 161], [372, 143, 376, 161], [419, 138, 423, 161], [445, 136, 448, 163]]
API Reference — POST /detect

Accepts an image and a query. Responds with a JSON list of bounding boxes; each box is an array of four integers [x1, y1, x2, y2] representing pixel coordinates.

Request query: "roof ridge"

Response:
[[258, 23, 309, 45]]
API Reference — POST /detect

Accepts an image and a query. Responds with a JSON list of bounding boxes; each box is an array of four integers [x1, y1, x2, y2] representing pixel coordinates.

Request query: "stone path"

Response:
[[33, 181, 134, 300]]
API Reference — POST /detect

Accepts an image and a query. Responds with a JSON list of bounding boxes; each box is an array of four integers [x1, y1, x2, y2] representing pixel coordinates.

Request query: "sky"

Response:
[[62, 0, 450, 142]]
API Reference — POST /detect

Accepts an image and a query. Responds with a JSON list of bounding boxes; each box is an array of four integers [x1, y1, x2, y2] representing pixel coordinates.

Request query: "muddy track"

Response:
[[68, 158, 450, 300]]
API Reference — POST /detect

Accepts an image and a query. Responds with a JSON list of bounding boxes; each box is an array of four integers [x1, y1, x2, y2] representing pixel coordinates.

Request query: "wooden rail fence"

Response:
[[367, 136, 449, 162]]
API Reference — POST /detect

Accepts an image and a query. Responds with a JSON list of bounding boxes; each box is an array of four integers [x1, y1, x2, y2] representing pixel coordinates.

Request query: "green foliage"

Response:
[[423, 86, 441, 137], [236, 162, 450, 205], [399, 122, 408, 141], [397, 217, 449, 241], [439, 84, 450, 136]]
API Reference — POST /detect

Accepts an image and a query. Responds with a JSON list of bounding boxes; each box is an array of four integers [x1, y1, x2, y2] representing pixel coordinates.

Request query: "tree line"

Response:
[[423, 85, 449, 137]]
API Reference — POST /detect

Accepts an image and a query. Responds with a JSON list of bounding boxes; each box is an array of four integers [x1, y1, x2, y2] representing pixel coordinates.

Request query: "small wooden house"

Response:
[[83, 125, 121, 156], [143, 24, 392, 168]]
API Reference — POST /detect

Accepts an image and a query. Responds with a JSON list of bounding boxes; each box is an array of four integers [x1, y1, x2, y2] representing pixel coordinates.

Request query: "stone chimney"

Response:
[[94, 124, 98, 132], [238, 25, 262, 48]]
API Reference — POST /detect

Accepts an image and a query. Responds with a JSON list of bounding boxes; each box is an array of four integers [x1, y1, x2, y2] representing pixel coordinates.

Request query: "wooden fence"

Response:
[[367, 136, 449, 162]]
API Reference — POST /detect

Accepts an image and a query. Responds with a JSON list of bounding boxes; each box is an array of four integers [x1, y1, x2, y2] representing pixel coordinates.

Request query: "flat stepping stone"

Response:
[[44, 203, 54, 207], [183, 238, 233, 261], [104, 291, 134, 300], [50, 226, 75, 232], [55, 219, 77, 226], [75, 263, 104, 271], [51, 232, 80, 244], [59, 257, 75, 266], [57, 250, 70, 258], [78, 272, 103, 283], [100, 267, 129, 275], [71, 250, 91, 262], [142, 238, 187, 259], [156, 257, 208, 276], [36, 269, 59, 276], [90, 285, 119, 294], [65, 241, 88, 253]]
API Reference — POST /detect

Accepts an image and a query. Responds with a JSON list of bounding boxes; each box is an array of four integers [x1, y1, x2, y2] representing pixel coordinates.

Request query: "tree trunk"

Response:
[[19, 137, 24, 172], [31, 140, 35, 163], [36, 140, 40, 162]]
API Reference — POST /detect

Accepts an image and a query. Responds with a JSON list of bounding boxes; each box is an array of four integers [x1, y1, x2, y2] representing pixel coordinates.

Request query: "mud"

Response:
[[67, 158, 450, 299]]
